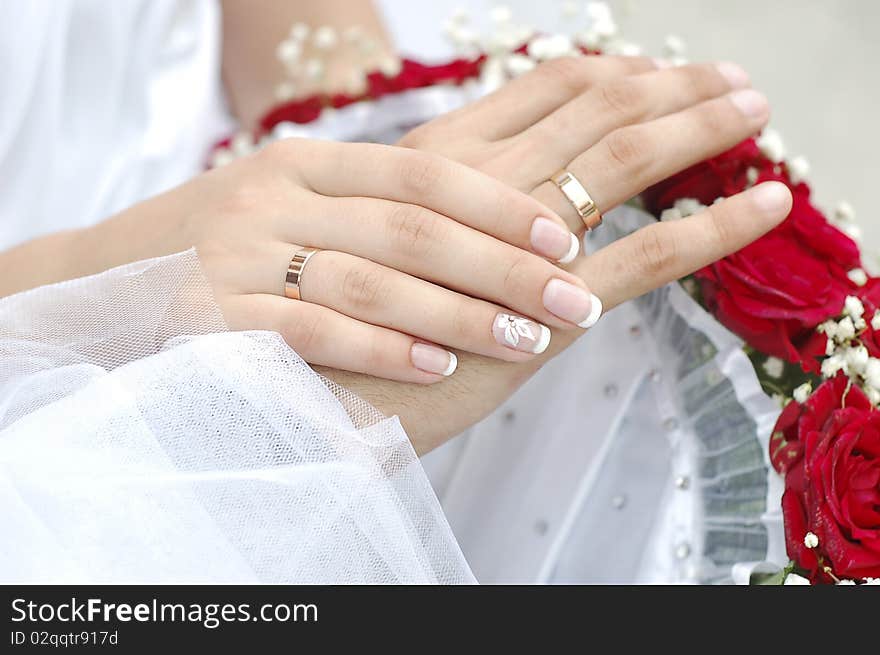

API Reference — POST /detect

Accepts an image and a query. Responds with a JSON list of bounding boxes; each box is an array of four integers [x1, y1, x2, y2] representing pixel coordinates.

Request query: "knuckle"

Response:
[[341, 261, 387, 309], [637, 224, 677, 276], [603, 126, 652, 173], [398, 151, 443, 198], [449, 300, 476, 344], [502, 251, 539, 298], [695, 100, 729, 135], [217, 180, 264, 216], [684, 64, 724, 99], [539, 57, 591, 95], [597, 78, 642, 118], [386, 203, 441, 256], [361, 331, 394, 373], [705, 203, 734, 245], [285, 310, 324, 355], [398, 124, 431, 149], [258, 137, 301, 164]]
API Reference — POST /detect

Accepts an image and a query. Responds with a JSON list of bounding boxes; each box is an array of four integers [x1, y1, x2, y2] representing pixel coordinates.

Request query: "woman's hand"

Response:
[[83, 139, 598, 383], [317, 56, 792, 453]]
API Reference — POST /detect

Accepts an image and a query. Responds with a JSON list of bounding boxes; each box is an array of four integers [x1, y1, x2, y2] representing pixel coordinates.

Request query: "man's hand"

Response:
[[318, 56, 792, 454]]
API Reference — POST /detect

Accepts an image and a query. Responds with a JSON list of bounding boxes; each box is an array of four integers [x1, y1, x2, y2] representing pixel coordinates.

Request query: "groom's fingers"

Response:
[[423, 55, 656, 142], [532, 89, 770, 232], [515, 62, 749, 181], [573, 182, 793, 311]]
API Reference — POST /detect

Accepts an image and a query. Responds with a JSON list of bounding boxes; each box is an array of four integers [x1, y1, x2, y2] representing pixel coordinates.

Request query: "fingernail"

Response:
[[542, 278, 601, 327], [751, 181, 792, 215], [530, 217, 580, 263], [728, 88, 768, 119], [492, 313, 551, 354], [715, 61, 750, 89], [411, 343, 457, 376], [579, 293, 603, 329]]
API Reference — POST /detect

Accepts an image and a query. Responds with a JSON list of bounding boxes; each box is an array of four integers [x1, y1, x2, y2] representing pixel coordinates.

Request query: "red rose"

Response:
[[644, 136, 861, 371], [770, 376, 880, 582], [697, 224, 854, 371]]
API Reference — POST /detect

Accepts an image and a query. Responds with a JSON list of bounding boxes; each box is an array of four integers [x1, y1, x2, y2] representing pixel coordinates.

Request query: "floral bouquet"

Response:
[[643, 129, 880, 585]]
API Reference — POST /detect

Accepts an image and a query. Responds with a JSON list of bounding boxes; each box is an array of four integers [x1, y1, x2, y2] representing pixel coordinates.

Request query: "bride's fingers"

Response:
[[226, 293, 458, 384], [297, 250, 552, 360], [514, 62, 750, 182], [429, 55, 656, 141], [293, 196, 599, 330], [531, 89, 771, 231], [573, 182, 793, 311], [286, 141, 574, 251]]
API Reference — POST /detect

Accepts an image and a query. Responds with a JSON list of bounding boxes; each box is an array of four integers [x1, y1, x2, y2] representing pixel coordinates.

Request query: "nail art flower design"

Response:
[[496, 313, 535, 347]]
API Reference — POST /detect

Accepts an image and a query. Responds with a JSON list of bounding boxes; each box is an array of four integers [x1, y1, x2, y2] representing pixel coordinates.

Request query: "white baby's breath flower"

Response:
[[290, 22, 309, 41], [757, 129, 785, 163], [786, 155, 810, 185], [673, 197, 705, 217], [793, 382, 812, 404], [837, 316, 856, 341], [834, 201, 855, 223], [826, 339, 836, 356], [505, 54, 536, 76], [844, 295, 865, 320], [746, 167, 759, 186], [864, 578, 880, 585], [312, 26, 338, 50], [817, 319, 836, 336], [821, 354, 847, 379], [867, 387, 880, 406], [660, 208, 683, 222], [783, 573, 811, 585], [209, 148, 234, 169], [865, 357, 880, 390], [847, 268, 868, 287], [836, 579, 857, 585], [527, 34, 574, 60], [575, 30, 601, 49], [490, 5, 512, 23], [762, 357, 785, 379], [230, 132, 254, 157], [663, 34, 686, 56], [378, 56, 403, 77], [872, 310, 880, 331], [845, 345, 869, 375], [804, 532, 819, 548]]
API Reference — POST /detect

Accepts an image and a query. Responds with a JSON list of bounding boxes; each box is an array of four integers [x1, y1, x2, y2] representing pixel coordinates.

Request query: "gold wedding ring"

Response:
[[284, 247, 320, 300], [551, 170, 603, 231]]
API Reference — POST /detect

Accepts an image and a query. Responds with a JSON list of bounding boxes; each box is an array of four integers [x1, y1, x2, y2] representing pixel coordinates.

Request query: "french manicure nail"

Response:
[[728, 88, 768, 119], [411, 343, 457, 376], [530, 217, 579, 263], [493, 313, 551, 354], [579, 293, 603, 329], [542, 278, 599, 326], [715, 61, 750, 89]]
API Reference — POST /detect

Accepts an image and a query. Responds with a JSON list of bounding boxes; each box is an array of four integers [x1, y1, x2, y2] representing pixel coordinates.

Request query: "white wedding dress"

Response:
[[0, 0, 786, 584]]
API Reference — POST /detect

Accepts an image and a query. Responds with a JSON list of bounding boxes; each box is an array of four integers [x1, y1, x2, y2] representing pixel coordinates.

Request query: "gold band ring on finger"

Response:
[[551, 169, 603, 231], [284, 247, 321, 300]]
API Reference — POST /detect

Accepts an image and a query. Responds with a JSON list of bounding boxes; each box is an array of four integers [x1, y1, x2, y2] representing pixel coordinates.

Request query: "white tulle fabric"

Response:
[[0, 250, 474, 583]]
